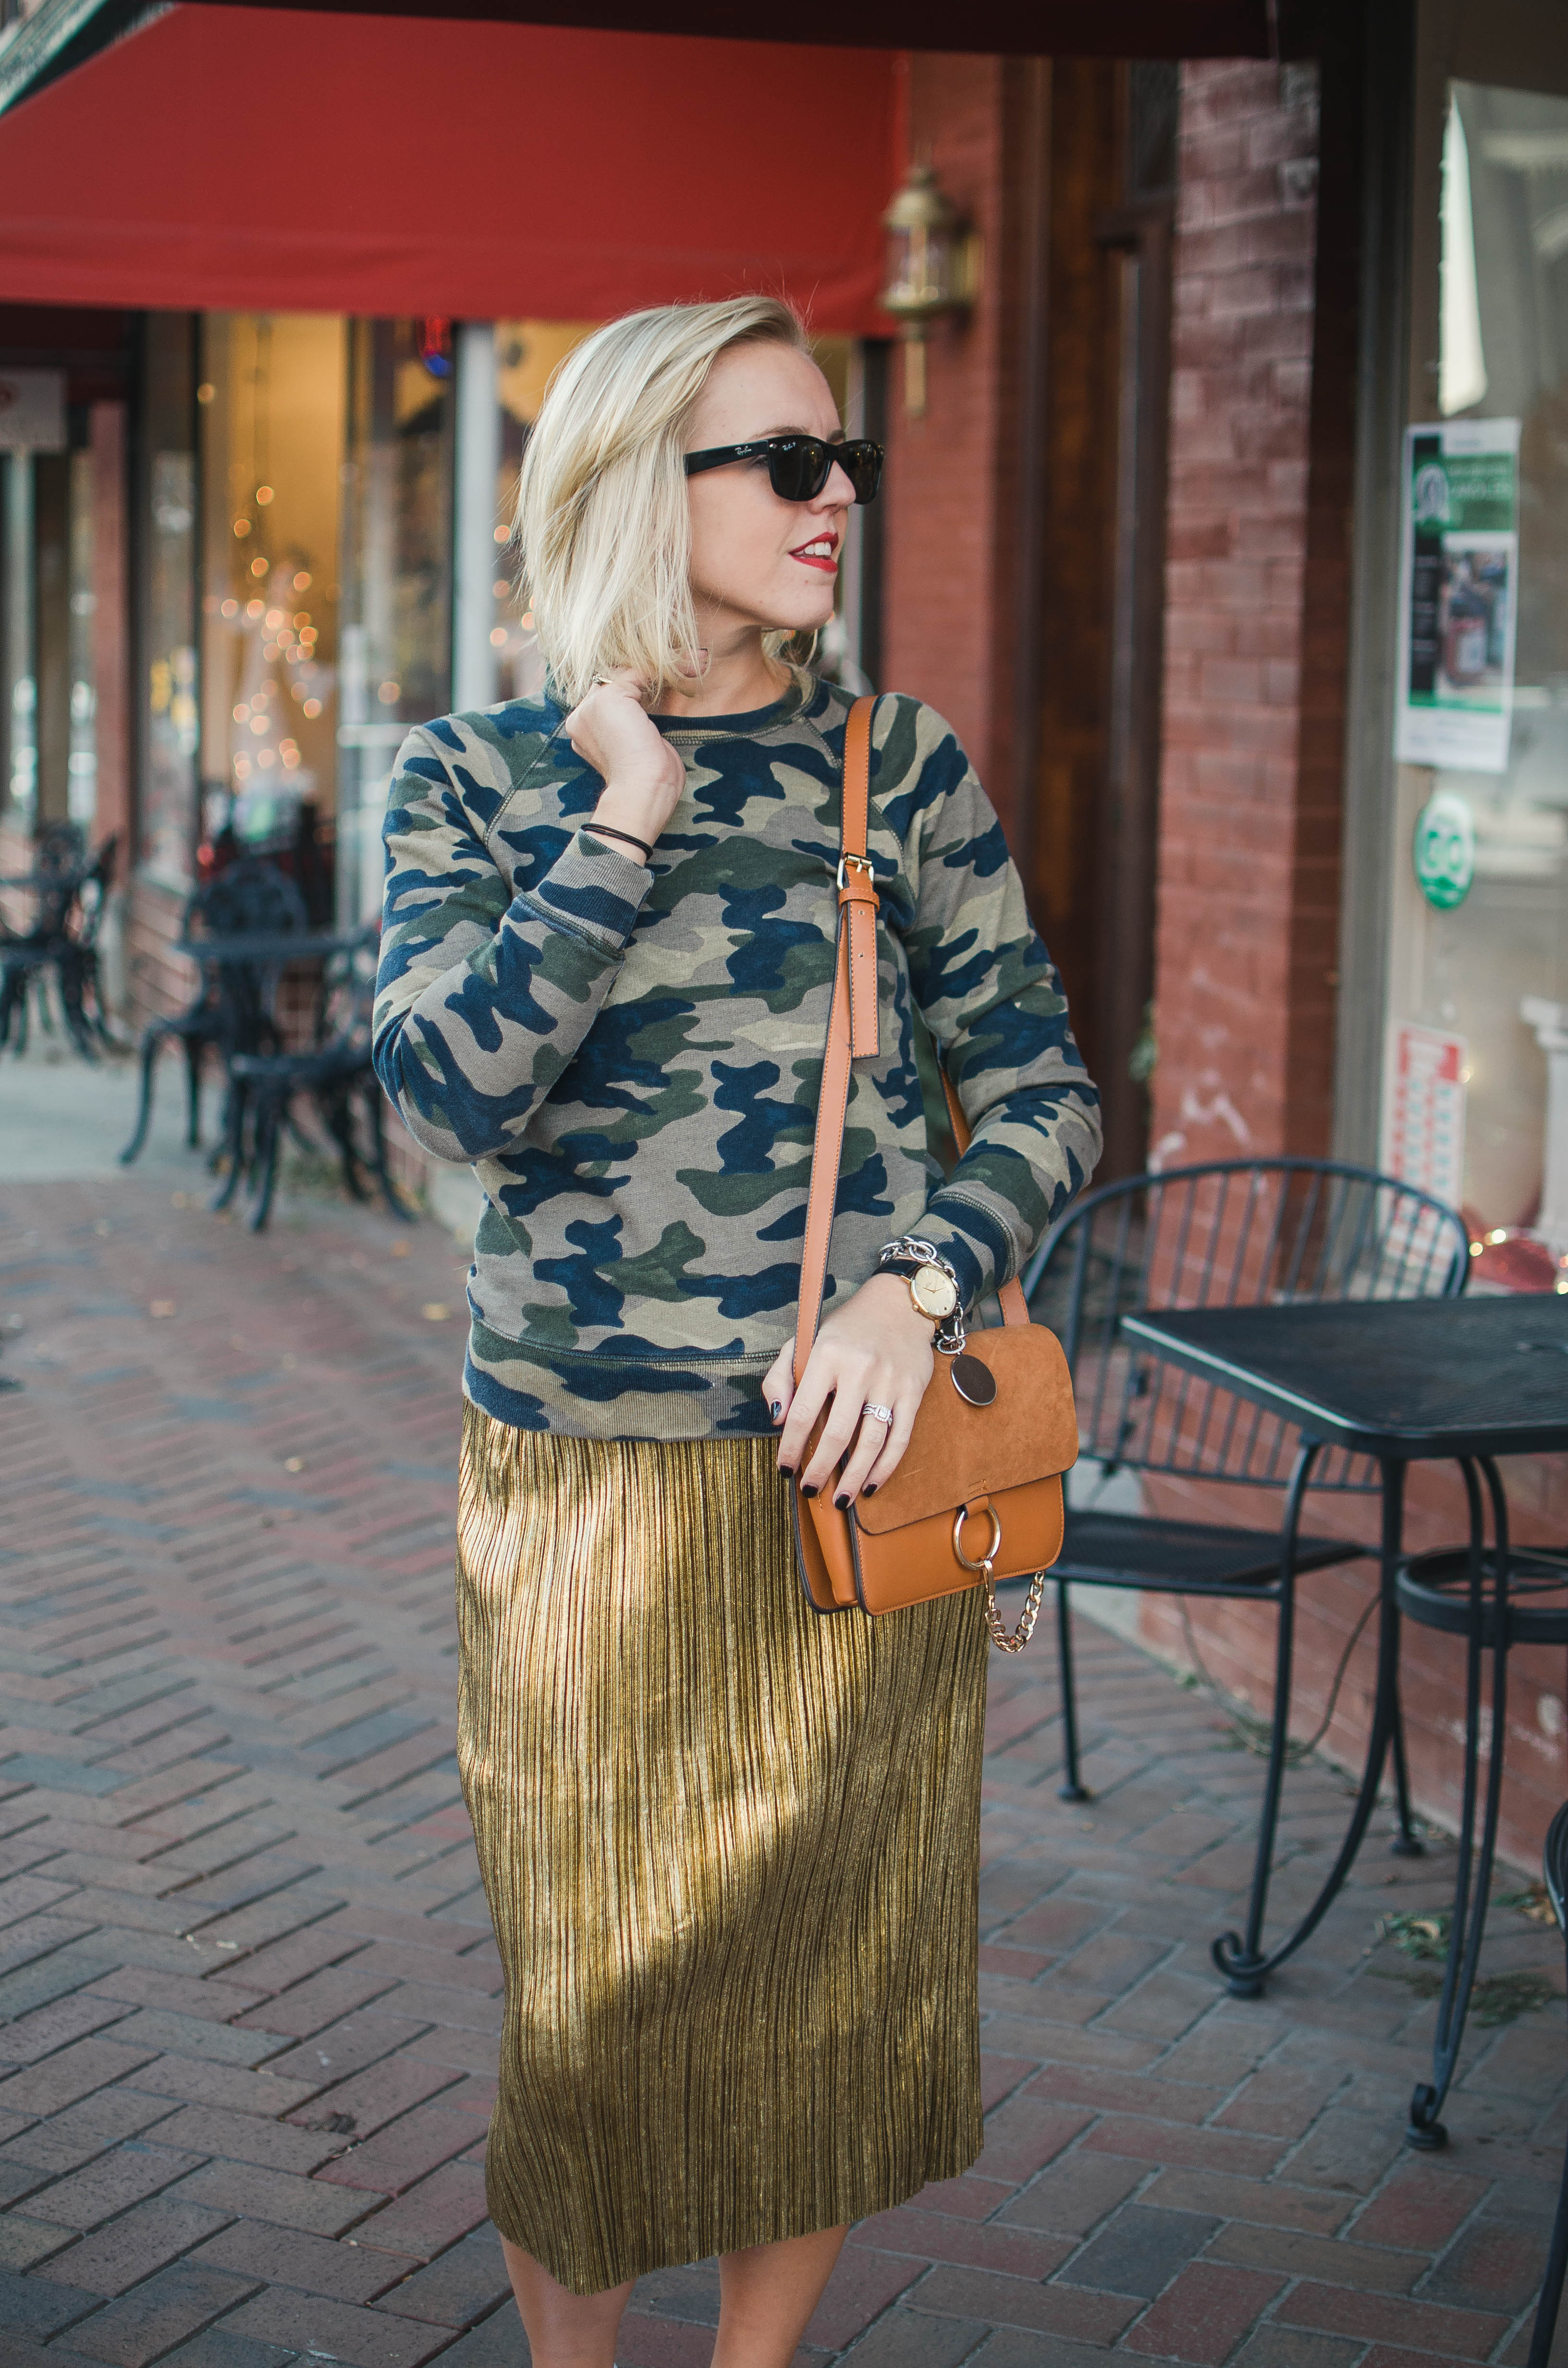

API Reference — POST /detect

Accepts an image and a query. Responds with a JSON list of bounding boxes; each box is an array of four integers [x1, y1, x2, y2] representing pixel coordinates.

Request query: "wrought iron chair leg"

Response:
[[185, 1039, 204, 1147], [1526, 1916, 1568, 2367], [1408, 1459, 1513, 2149], [363, 1079, 412, 1221], [248, 1096, 284, 1233], [1212, 1438, 1321, 1997], [1387, 1699, 1424, 1856], [120, 1029, 167, 1164], [1054, 1580, 1090, 1801], [209, 1080, 249, 1212], [323, 1089, 369, 1201]]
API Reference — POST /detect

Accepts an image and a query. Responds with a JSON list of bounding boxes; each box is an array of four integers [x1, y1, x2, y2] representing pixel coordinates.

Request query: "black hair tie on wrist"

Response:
[[585, 823, 654, 861]]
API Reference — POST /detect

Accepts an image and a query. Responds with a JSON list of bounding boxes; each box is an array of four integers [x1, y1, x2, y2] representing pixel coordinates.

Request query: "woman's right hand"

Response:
[[563, 668, 687, 862]]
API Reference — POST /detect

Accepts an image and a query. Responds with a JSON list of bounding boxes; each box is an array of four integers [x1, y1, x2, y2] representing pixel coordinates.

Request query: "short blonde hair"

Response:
[[515, 296, 812, 707]]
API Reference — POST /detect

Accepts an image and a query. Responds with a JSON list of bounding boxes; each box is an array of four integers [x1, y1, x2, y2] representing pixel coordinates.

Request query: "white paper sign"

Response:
[[1380, 1020, 1468, 1211], [0, 370, 66, 454], [1395, 419, 1519, 775]]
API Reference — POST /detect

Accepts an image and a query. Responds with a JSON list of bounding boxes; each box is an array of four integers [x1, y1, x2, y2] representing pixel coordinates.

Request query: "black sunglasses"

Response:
[[683, 434, 883, 506]]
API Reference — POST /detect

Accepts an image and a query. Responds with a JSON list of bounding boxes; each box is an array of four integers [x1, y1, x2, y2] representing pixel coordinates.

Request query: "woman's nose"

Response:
[[819, 459, 858, 509]]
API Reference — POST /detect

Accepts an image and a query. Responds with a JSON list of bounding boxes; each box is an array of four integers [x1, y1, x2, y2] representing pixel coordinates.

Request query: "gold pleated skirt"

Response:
[[455, 1402, 989, 2295]]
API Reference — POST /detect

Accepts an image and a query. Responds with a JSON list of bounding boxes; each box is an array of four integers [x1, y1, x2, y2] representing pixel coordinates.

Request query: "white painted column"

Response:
[[1522, 996, 1568, 1254], [452, 322, 501, 716]]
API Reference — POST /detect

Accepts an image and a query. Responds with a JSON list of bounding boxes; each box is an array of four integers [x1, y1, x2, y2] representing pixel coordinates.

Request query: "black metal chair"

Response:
[[0, 823, 113, 1058], [215, 927, 409, 1233], [119, 859, 307, 1165], [1018, 1159, 1471, 1986], [1396, 1524, 1568, 2148], [1527, 1799, 1568, 2368]]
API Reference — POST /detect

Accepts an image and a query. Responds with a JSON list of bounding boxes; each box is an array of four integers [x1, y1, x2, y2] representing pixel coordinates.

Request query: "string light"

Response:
[[255, 485, 274, 506], [303, 697, 322, 718], [378, 680, 401, 705], [233, 518, 252, 538], [250, 556, 268, 578]]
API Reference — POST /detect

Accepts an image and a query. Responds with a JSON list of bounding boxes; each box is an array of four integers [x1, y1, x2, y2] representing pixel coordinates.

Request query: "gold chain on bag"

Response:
[[984, 1570, 1048, 1653]]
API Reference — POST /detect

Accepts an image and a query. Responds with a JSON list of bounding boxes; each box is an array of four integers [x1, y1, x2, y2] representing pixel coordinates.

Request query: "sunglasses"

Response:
[[683, 434, 883, 506]]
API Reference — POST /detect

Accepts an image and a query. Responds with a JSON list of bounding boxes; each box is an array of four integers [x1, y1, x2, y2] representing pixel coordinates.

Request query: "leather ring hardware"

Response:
[[953, 1499, 1003, 1575]]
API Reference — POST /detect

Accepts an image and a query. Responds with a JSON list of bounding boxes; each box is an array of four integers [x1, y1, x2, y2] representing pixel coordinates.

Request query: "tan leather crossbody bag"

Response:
[[788, 696, 1079, 1653]]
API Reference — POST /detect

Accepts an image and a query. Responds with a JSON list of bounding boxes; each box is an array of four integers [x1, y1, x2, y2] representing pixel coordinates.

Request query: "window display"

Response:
[[1387, 81, 1568, 1287], [198, 313, 345, 911]]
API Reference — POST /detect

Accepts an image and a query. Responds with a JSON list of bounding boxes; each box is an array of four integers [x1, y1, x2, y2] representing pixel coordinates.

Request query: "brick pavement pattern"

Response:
[[0, 1178, 1564, 2367]]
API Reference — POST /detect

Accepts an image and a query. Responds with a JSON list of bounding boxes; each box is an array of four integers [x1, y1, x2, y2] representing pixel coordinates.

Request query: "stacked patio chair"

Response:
[[214, 925, 409, 1232], [119, 858, 307, 1165], [1019, 1157, 1471, 1989], [0, 824, 118, 1058]]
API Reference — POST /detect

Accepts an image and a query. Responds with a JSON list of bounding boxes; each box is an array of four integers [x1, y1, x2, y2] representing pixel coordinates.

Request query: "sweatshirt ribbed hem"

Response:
[[463, 1320, 778, 1441]]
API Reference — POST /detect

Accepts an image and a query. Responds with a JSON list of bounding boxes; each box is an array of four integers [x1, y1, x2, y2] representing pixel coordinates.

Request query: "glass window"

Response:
[[197, 313, 346, 915], [1390, 81, 1568, 1288], [337, 318, 456, 923], [139, 315, 199, 886]]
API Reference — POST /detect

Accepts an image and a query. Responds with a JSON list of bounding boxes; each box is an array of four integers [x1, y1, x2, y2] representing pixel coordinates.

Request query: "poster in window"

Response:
[[1380, 1020, 1467, 1213], [1394, 418, 1519, 774]]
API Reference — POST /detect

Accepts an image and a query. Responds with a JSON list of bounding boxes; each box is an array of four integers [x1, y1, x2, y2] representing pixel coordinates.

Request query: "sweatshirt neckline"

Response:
[[649, 669, 814, 740]]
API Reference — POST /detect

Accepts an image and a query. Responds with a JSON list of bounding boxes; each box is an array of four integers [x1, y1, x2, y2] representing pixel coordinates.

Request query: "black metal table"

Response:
[[173, 927, 372, 964], [1122, 1294, 1568, 2142]]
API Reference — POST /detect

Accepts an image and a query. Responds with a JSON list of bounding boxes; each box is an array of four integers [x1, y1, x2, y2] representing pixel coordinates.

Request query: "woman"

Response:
[[374, 296, 1101, 2368]]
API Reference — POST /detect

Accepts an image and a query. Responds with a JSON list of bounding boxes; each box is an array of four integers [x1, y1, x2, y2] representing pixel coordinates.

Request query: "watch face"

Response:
[[910, 1264, 959, 1321]]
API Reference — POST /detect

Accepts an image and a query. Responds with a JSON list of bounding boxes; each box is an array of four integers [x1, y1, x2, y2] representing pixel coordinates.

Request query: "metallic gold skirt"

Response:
[[455, 1403, 989, 2295]]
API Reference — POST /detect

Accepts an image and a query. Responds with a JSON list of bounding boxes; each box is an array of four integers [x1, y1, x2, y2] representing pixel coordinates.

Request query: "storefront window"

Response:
[[1388, 81, 1568, 1288], [337, 318, 456, 923], [138, 315, 199, 886], [198, 313, 346, 914]]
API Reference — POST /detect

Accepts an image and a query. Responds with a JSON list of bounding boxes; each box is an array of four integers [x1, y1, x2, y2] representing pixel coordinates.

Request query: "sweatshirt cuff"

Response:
[[915, 1192, 1021, 1311], [519, 829, 655, 955]]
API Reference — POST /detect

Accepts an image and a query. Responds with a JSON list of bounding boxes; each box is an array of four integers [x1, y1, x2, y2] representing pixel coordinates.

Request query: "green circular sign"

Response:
[[1413, 788, 1475, 910]]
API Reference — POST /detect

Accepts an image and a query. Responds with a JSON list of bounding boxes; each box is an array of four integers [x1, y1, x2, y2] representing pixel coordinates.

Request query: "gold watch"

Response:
[[909, 1263, 960, 1324]]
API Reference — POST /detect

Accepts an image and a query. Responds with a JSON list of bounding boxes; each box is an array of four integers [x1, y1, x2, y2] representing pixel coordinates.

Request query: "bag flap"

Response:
[[853, 1322, 1078, 1536]]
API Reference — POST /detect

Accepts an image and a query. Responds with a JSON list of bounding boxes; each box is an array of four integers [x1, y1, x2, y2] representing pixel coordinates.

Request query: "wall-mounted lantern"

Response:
[[879, 162, 974, 418]]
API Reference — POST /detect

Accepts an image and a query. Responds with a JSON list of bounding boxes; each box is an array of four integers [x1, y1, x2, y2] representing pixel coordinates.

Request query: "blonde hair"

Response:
[[515, 296, 812, 707]]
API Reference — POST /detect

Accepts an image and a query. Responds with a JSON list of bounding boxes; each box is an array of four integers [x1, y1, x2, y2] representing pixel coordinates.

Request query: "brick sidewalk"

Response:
[[0, 1177, 1563, 2368]]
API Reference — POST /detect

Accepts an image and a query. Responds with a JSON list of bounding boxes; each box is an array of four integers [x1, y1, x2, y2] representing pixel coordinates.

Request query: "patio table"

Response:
[[173, 926, 373, 964], [1121, 1293, 1568, 2143]]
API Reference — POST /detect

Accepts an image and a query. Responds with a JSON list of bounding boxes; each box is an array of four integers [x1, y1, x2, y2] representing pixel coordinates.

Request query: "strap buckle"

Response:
[[835, 851, 877, 892]]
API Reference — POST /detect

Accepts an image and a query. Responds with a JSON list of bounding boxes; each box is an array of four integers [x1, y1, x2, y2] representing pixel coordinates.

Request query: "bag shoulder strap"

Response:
[[793, 697, 1027, 1387]]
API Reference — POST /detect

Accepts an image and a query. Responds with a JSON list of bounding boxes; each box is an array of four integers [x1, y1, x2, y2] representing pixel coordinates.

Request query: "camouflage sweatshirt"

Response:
[[373, 670, 1101, 1439]]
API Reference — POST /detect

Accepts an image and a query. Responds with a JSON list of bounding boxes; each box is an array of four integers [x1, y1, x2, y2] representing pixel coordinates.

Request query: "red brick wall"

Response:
[[880, 53, 1031, 845], [1149, 60, 1324, 1171]]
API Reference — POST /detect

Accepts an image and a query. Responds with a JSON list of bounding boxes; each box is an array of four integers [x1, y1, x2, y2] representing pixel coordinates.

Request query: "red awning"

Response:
[[0, 6, 899, 330]]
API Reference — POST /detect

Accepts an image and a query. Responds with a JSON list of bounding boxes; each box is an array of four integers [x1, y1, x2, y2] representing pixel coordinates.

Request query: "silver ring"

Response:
[[864, 1401, 893, 1427]]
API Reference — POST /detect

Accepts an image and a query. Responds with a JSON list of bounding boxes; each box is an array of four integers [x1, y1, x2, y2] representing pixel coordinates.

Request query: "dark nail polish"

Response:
[[800, 1483, 818, 1500], [770, 1400, 782, 1422], [862, 1482, 877, 1496], [834, 1492, 851, 1510], [779, 1464, 796, 1479]]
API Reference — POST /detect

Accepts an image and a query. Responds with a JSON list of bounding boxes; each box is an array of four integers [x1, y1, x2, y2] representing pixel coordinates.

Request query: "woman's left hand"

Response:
[[764, 1274, 936, 1505]]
